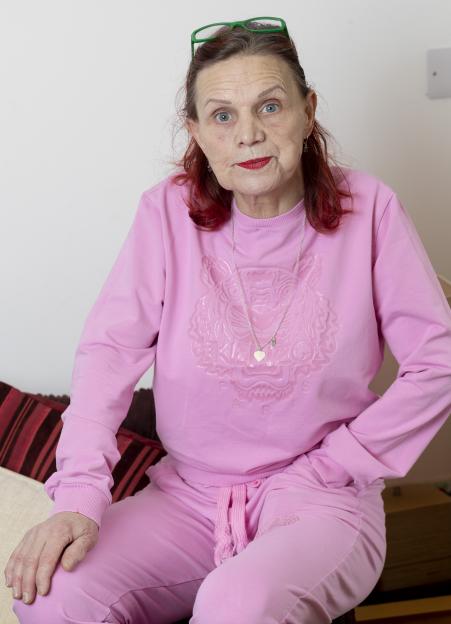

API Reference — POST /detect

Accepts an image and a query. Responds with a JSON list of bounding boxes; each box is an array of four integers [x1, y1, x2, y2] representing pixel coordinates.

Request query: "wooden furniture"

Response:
[[173, 610, 356, 623], [376, 484, 451, 592]]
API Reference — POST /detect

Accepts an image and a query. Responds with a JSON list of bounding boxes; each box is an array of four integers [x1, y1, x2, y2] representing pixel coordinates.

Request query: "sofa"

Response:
[[0, 381, 356, 623]]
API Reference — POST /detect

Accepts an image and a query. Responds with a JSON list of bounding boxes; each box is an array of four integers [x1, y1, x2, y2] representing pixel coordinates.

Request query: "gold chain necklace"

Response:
[[231, 203, 307, 362]]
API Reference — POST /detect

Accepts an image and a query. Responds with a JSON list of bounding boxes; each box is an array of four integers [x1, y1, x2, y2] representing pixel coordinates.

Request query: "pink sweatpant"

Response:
[[13, 453, 386, 623]]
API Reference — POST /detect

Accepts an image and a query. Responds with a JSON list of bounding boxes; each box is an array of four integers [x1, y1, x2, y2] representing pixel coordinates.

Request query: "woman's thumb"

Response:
[[61, 541, 85, 571]]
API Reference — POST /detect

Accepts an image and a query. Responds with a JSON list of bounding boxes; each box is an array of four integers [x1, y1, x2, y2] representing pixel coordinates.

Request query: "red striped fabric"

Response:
[[0, 381, 166, 502]]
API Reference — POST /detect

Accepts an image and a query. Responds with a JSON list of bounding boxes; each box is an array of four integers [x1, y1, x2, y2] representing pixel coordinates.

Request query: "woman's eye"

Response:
[[214, 111, 231, 123], [213, 102, 280, 123], [263, 102, 279, 113]]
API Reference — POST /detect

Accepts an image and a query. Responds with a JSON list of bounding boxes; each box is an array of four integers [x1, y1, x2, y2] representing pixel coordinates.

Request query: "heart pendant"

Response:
[[254, 350, 266, 362]]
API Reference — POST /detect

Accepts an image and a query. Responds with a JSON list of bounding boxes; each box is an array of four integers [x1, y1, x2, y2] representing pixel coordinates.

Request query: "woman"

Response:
[[8, 17, 451, 624]]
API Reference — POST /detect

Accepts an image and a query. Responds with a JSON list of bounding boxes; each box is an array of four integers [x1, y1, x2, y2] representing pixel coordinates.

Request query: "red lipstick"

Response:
[[237, 157, 272, 169]]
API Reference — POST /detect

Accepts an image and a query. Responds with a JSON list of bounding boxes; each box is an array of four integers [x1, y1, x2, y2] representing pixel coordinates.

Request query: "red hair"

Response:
[[170, 22, 353, 233]]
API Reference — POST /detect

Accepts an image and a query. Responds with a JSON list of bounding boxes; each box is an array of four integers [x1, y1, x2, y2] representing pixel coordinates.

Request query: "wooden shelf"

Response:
[[355, 594, 451, 622]]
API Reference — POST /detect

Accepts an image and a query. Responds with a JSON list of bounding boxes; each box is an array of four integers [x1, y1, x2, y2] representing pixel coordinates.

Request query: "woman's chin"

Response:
[[232, 175, 282, 194]]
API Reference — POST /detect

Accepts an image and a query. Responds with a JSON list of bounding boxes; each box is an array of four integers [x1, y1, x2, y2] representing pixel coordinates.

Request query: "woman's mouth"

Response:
[[237, 157, 272, 169]]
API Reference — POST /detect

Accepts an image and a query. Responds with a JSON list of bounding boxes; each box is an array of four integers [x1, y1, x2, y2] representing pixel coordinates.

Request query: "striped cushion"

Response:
[[0, 381, 166, 502]]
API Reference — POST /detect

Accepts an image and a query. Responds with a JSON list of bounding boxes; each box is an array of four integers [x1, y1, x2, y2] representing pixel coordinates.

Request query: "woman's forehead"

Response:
[[196, 55, 293, 99]]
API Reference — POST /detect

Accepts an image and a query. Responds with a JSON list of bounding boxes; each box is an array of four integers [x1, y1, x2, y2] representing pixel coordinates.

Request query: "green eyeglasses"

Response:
[[191, 16, 290, 59]]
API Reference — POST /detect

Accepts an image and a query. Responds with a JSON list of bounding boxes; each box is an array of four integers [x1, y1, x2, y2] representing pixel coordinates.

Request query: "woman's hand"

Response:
[[4, 511, 99, 605]]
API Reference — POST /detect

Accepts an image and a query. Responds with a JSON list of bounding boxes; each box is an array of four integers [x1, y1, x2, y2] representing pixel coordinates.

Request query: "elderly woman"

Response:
[[8, 16, 451, 624]]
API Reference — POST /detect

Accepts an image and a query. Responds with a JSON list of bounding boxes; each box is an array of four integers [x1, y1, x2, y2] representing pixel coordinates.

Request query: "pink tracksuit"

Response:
[[13, 166, 451, 623]]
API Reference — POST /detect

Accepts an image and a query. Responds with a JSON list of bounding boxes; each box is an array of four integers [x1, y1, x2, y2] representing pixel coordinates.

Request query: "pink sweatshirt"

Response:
[[44, 166, 451, 532]]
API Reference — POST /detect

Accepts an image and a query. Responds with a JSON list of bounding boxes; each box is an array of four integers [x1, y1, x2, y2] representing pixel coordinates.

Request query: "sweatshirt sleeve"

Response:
[[43, 191, 165, 528], [306, 192, 451, 490]]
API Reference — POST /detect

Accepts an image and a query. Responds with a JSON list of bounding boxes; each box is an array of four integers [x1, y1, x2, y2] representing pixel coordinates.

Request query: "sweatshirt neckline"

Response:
[[231, 195, 305, 228]]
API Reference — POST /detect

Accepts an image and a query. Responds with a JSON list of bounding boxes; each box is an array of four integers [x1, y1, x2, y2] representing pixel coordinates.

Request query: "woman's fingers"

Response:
[[5, 526, 45, 603], [5, 512, 99, 605], [25, 528, 74, 603]]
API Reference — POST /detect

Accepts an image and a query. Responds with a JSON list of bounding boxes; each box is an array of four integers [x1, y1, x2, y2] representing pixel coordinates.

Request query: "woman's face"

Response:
[[186, 53, 316, 201]]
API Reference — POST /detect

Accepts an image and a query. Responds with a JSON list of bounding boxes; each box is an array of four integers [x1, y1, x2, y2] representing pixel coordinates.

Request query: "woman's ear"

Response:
[[306, 91, 317, 132], [185, 118, 208, 155], [185, 118, 199, 144]]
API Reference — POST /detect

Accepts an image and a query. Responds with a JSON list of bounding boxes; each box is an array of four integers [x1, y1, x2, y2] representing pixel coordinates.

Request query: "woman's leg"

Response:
[[191, 455, 386, 624], [14, 452, 386, 624], [13, 459, 218, 624]]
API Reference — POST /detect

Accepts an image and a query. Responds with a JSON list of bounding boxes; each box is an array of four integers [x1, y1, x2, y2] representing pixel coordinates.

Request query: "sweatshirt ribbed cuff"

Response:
[[48, 484, 110, 530], [314, 422, 389, 488]]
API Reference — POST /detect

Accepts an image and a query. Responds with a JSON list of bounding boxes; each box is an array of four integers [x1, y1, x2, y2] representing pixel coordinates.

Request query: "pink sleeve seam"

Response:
[[374, 192, 395, 242]]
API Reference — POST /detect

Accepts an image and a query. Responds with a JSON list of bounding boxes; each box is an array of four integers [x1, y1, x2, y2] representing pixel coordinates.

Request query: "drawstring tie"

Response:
[[214, 480, 260, 567]]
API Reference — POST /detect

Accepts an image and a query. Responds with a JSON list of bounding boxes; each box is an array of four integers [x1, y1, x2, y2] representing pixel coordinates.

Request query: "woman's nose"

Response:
[[236, 114, 264, 145]]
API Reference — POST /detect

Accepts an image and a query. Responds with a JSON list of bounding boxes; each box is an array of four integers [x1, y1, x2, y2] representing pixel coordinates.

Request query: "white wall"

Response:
[[1, 0, 450, 400]]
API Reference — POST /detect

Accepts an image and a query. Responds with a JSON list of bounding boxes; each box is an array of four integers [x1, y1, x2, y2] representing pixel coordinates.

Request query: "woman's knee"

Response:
[[191, 556, 274, 624], [191, 561, 334, 624]]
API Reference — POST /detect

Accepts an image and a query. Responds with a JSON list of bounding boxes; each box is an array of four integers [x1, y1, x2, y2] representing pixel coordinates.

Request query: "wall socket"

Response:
[[426, 47, 451, 99]]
